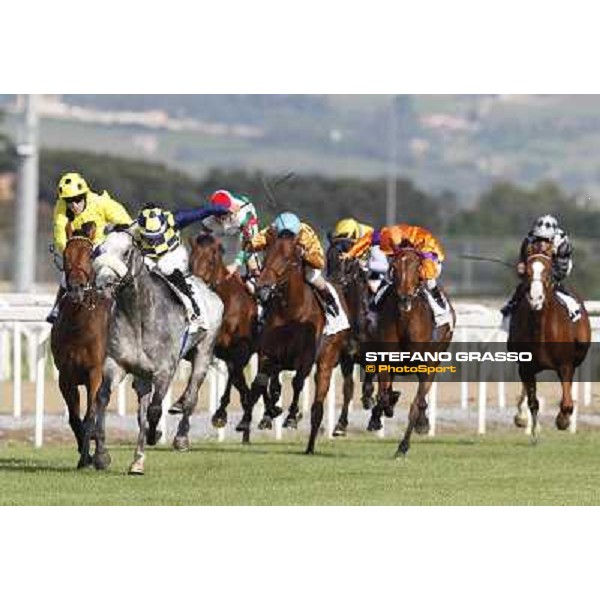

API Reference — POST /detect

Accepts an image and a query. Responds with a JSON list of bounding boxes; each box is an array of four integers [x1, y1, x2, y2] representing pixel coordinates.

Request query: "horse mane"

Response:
[[195, 232, 224, 256]]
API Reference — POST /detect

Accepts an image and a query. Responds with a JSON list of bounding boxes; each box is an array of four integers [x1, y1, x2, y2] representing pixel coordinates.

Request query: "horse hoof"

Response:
[[211, 412, 227, 428], [390, 391, 401, 406], [172, 436, 190, 452], [556, 412, 571, 431], [396, 440, 409, 457], [268, 406, 283, 419], [415, 417, 430, 435], [128, 463, 145, 476], [258, 416, 272, 430], [146, 429, 162, 446], [383, 406, 395, 418], [77, 454, 93, 469], [168, 400, 184, 415], [332, 425, 347, 437], [367, 417, 382, 431], [361, 396, 374, 410], [235, 419, 250, 433], [514, 414, 528, 428], [283, 415, 300, 429], [304, 447, 315, 455], [93, 451, 111, 470]]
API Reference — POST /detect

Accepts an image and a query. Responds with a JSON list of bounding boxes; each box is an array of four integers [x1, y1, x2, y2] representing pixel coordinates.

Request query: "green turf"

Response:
[[1, 432, 600, 505]]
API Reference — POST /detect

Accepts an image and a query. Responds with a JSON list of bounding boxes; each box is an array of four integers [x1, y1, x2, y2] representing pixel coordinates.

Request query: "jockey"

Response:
[[501, 214, 578, 322], [344, 223, 449, 318], [47, 172, 132, 323], [247, 212, 341, 316], [330, 218, 389, 295], [131, 203, 228, 325], [203, 190, 261, 282]]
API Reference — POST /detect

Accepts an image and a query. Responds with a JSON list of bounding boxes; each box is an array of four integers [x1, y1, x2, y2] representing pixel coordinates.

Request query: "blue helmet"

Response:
[[274, 212, 301, 236]]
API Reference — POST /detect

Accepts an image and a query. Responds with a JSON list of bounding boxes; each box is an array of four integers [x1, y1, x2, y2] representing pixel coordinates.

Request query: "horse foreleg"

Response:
[[306, 336, 341, 455], [59, 374, 85, 467], [361, 371, 375, 410], [86, 366, 107, 469], [368, 370, 392, 432], [514, 383, 529, 428], [556, 364, 575, 432], [129, 378, 153, 475], [146, 372, 173, 447], [284, 368, 309, 429], [211, 360, 235, 428], [333, 355, 354, 436], [396, 375, 433, 457]]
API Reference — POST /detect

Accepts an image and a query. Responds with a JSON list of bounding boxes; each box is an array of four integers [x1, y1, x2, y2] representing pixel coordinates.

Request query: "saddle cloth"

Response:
[[323, 283, 351, 336]]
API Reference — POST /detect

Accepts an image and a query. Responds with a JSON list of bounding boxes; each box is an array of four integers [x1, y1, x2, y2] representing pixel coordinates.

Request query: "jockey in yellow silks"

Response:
[[344, 224, 450, 322], [47, 172, 132, 323], [246, 212, 341, 316]]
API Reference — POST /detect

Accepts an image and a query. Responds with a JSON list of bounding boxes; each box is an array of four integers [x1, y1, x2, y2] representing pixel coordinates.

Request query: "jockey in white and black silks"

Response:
[[130, 203, 228, 324], [501, 214, 579, 322]]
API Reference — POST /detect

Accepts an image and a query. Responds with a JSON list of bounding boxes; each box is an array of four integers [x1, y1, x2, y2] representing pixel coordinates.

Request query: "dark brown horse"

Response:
[[373, 245, 455, 456], [50, 222, 111, 468], [188, 233, 258, 428], [508, 241, 591, 441], [235, 231, 348, 453], [325, 240, 376, 436]]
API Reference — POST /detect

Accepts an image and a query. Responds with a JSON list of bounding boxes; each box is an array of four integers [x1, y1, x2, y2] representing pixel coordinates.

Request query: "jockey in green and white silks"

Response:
[[203, 190, 261, 281]]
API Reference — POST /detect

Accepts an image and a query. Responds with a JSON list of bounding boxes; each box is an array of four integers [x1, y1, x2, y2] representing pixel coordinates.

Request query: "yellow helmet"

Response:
[[57, 172, 90, 201], [333, 218, 362, 240]]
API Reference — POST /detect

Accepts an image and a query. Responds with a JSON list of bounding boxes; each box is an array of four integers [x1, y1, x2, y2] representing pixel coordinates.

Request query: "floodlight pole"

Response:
[[386, 94, 397, 225], [14, 94, 40, 292]]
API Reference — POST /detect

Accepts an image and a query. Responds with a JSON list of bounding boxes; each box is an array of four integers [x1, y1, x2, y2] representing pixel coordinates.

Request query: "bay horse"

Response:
[[325, 239, 376, 436], [508, 240, 590, 441], [92, 230, 223, 475], [50, 221, 111, 468], [373, 244, 455, 456], [187, 232, 258, 428], [235, 231, 349, 453]]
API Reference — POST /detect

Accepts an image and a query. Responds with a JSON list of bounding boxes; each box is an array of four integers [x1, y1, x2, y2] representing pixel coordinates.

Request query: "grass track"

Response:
[[1, 432, 600, 505]]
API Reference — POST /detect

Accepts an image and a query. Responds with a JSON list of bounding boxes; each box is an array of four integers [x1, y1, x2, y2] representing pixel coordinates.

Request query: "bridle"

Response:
[[95, 231, 144, 297], [257, 246, 303, 303], [64, 236, 97, 308]]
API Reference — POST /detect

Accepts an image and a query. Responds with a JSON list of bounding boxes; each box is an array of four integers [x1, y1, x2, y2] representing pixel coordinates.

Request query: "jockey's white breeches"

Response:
[[145, 245, 189, 276], [426, 263, 443, 288], [368, 245, 389, 275]]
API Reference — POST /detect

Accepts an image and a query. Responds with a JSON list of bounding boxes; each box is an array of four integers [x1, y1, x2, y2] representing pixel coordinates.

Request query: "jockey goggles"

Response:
[[65, 193, 87, 205]]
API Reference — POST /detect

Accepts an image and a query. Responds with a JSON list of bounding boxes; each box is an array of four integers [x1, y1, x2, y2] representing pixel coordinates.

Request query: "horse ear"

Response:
[[65, 222, 73, 240], [82, 221, 96, 241]]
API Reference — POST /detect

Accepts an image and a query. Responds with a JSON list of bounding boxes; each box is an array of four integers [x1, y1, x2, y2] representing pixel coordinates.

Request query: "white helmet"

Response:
[[531, 214, 558, 241]]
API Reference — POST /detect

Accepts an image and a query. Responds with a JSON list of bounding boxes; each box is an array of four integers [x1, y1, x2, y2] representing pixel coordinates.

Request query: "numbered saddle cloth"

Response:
[[323, 282, 350, 336]]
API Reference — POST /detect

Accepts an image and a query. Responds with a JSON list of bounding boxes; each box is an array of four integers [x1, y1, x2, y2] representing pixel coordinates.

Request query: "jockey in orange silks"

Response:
[[345, 224, 450, 322]]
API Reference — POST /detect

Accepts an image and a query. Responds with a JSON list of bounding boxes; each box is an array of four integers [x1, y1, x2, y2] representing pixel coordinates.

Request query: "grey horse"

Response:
[[91, 230, 223, 475]]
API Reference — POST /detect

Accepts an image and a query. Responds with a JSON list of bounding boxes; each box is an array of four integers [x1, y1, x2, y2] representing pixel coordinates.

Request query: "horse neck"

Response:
[[116, 261, 158, 326], [281, 264, 312, 319]]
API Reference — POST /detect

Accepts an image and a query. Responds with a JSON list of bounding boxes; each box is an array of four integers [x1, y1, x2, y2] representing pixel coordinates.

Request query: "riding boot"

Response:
[[46, 286, 66, 324], [167, 269, 200, 319], [315, 286, 340, 317]]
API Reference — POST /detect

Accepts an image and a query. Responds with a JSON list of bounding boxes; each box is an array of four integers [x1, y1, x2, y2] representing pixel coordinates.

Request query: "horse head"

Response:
[[325, 237, 357, 285], [63, 221, 96, 303], [525, 249, 553, 312], [390, 243, 422, 311], [93, 228, 140, 298], [256, 231, 303, 304], [189, 233, 225, 288]]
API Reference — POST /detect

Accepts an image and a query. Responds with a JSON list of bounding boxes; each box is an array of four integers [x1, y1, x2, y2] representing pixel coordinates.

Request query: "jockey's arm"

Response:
[[100, 192, 133, 226], [246, 226, 271, 252], [174, 206, 228, 230], [298, 224, 325, 269], [345, 230, 374, 259], [53, 202, 70, 253]]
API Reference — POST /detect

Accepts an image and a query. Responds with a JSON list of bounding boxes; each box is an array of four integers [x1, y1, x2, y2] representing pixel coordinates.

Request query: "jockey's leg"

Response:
[[305, 266, 339, 317], [167, 269, 200, 318], [158, 246, 201, 320], [46, 273, 67, 324], [421, 261, 446, 309], [500, 280, 526, 317]]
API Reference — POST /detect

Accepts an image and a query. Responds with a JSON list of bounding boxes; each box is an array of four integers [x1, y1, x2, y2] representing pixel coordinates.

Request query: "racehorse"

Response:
[[373, 244, 455, 456], [325, 239, 376, 436], [235, 231, 348, 453], [508, 240, 590, 441], [187, 232, 258, 428], [92, 229, 223, 474], [50, 221, 111, 468]]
